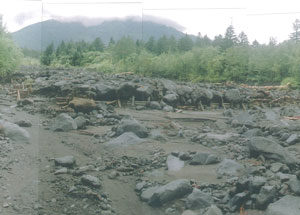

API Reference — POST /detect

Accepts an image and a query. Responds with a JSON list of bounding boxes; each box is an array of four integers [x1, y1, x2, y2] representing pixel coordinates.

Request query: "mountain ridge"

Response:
[[12, 19, 191, 50]]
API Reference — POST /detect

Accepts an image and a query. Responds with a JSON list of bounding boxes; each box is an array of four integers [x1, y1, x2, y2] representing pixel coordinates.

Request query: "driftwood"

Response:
[[284, 116, 300, 120], [241, 83, 291, 90], [165, 112, 229, 122]]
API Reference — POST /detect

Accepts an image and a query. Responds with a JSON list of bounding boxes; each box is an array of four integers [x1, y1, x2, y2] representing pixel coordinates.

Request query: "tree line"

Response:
[[0, 15, 22, 80], [38, 19, 300, 86]]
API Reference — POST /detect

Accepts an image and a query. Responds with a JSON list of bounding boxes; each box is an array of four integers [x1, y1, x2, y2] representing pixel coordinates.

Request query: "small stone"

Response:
[[54, 156, 76, 168], [270, 162, 283, 173], [204, 205, 223, 215], [81, 175, 101, 187], [217, 159, 244, 176], [15, 120, 32, 127], [286, 134, 299, 145], [54, 167, 68, 175], [108, 171, 119, 179], [182, 210, 197, 215]]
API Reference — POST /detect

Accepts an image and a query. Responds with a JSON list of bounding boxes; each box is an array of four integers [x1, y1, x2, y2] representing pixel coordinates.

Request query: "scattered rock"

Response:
[[74, 116, 87, 129], [106, 132, 144, 147], [286, 134, 299, 145], [167, 155, 184, 171], [190, 152, 219, 165], [182, 210, 197, 215], [81, 175, 101, 187], [256, 186, 277, 209], [228, 192, 248, 212], [265, 195, 300, 215], [185, 189, 213, 210], [148, 179, 192, 206], [217, 159, 244, 176], [288, 176, 300, 195], [52, 113, 77, 132], [0, 120, 30, 143], [225, 89, 241, 103], [141, 186, 160, 202], [249, 137, 297, 166], [54, 156, 76, 168], [204, 205, 223, 215], [115, 118, 148, 138], [15, 120, 32, 127]]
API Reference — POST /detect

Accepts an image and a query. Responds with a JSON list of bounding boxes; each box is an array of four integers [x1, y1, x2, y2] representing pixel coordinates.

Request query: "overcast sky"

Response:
[[1, 0, 300, 44]]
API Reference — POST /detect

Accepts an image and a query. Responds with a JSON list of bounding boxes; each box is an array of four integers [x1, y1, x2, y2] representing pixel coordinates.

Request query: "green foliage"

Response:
[[281, 77, 299, 88], [90, 37, 105, 52], [113, 37, 135, 61], [178, 35, 194, 52], [0, 21, 22, 79], [40, 43, 54, 65], [290, 19, 300, 43], [37, 20, 300, 87]]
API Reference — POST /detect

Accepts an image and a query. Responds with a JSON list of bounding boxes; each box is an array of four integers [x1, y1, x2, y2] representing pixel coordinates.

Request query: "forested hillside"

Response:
[[12, 19, 187, 50], [39, 19, 300, 86]]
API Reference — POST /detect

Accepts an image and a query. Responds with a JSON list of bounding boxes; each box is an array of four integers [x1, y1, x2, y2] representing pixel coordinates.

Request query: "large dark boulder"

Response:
[[95, 84, 116, 100], [115, 118, 148, 138], [249, 137, 297, 166], [148, 179, 193, 206]]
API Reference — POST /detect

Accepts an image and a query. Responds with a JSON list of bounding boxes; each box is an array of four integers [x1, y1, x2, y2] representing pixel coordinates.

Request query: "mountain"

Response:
[[12, 19, 189, 50]]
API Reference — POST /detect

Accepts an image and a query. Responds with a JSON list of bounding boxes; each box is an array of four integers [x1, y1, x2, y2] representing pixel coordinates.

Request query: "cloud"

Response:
[[47, 14, 185, 32], [14, 12, 37, 25], [143, 15, 185, 31]]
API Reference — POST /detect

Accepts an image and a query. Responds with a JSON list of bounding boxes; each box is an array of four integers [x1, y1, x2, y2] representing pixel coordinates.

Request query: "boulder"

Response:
[[217, 159, 244, 176], [190, 152, 219, 165], [141, 186, 160, 202], [286, 134, 299, 145], [52, 113, 77, 132], [232, 112, 255, 127], [147, 101, 162, 110], [167, 155, 184, 171], [74, 116, 87, 129], [249, 137, 297, 166], [228, 192, 248, 212], [160, 79, 177, 92], [95, 84, 116, 100], [54, 156, 76, 167], [256, 186, 277, 209], [265, 195, 300, 215], [250, 176, 266, 193], [225, 89, 241, 103], [0, 120, 30, 143], [117, 82, 137, 100], [136, 85, 153, 100], [69, 97, 96, 113], [150, 129, 166, 142], [185, 189, 213, 210], [106, 132, 144, 147], [204, 205, 223, 215], [288, 176, 300, 195], [15, 120, 32, 127], [148, 179, 192, 206], [163, 94, 179, 106], [81, 175, 101, 187], [115, 118, 148, 138]]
